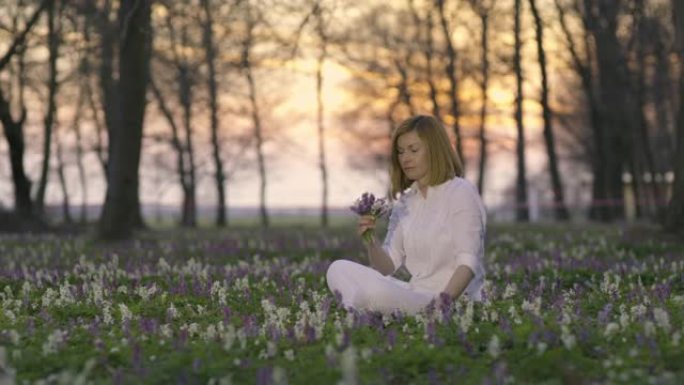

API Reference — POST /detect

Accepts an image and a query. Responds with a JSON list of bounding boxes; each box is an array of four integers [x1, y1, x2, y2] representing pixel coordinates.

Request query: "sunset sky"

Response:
[[0, 0, 592, 216]]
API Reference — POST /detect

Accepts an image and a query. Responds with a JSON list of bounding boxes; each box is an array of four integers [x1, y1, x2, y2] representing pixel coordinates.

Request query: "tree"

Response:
[[466, 0, 496, 196], [240, 1, 269, 228], [528, 0, 569, 220], [513, 0, 529, 221], [0, 0, 51, 217], [98, 0, 152, 240], [665, 0, 684, 232], [35, 0, 64, 215], [200, 0, 229, 227], [435, 0, 465, 167]]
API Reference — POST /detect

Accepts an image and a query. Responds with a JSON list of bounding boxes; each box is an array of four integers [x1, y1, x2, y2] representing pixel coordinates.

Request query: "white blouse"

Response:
[[382, 176, 487, 301]]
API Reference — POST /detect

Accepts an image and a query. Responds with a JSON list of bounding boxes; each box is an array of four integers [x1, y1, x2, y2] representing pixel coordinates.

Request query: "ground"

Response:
[[0, 220, 682, 384]]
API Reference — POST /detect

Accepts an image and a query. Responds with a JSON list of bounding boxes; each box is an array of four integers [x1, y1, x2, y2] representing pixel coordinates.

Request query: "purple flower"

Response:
[[349, 192, 391, 243]]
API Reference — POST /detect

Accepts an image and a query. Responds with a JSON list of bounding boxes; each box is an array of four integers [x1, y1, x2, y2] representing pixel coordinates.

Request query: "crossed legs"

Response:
[[325, 259, 436, 315]]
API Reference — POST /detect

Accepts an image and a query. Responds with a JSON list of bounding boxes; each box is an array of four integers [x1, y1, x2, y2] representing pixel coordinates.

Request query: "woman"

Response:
[[326, 115, 487, 315]]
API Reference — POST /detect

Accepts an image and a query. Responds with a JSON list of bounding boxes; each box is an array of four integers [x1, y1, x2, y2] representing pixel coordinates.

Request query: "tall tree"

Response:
[[408, 0, 441, 121], [582, 0, 631, 221], [467, 0, 495, 196], [666, 0, 684, 232], [555, 0, 606, 221], [201, 0, 228, 227], [528, 0, 569, 220], [54, 127, 72, 224], [35, 0, 63, 214], [313, 2, 331, 228], [0, 0, 51, 217], [514, 0, 529, 221], [241, 2, 269, 228], [435, 0, 465, 167], [98, 0, 151, 239]]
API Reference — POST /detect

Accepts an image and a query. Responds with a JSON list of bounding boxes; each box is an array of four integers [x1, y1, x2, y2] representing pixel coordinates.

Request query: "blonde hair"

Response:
[[389, 115, 464, 200]]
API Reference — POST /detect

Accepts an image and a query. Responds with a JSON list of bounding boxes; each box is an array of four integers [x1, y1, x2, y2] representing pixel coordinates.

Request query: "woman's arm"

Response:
[[366, 235, 396, 276], [441, 265, 474, 300], [357, 215, 396, 276]]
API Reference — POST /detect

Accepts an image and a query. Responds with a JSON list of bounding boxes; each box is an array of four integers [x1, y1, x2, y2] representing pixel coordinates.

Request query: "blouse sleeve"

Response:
[[448, 185, 486, 279], [382, 198, 408, 275]]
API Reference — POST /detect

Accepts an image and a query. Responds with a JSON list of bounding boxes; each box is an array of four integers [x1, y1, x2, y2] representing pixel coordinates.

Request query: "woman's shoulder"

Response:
[[445, 177, 485, 206]]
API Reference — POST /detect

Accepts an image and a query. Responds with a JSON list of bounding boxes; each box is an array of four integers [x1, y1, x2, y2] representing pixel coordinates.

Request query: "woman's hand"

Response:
[[357, 215, 377, 242]]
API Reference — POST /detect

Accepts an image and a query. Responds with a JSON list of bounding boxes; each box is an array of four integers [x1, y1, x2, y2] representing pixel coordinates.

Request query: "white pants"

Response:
[[325, 259, 438, 315]]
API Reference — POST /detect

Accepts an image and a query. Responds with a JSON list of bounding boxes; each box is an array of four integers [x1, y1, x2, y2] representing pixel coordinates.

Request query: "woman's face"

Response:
[[397, 131, 429, 184]]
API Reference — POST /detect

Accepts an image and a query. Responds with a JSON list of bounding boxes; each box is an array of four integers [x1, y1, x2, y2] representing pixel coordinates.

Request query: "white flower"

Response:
[[158, 257, 172, 272], [521, 297, 542, 317], [488, 335, 501, 358], [360, 347, 372, 361], [507, 305, 522, 325], [337, 345, 358, 385], [643, 321, 656, 337], [42, 329, 66, 355], [672, 331, 681, 347], [222, 325, 236, 351], [6, 329, 20, 345], [604, 322, 620, 338], [167, 303, 179, 320], [41, 288, 57, 308], [272, 366, 288, 385], [267, 341, 277, 358], [284, 349, 295, 361], [118, 304, 133, 324], [160, 324, 173, 339], [204, 325, 217, 341], [0, 347, 16, 383], [561, 325, 576, 350], [536, 342, 548, 355], [630, 304, 647, 319], [4, 310, 15, 323], [502, 283, 517, 299], [653, 308, 670, 332], [103, 305, 113, 325]]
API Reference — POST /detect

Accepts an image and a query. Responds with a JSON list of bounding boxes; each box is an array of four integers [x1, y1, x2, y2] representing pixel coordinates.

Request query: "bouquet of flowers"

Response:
[[349, 192, 392, 243]]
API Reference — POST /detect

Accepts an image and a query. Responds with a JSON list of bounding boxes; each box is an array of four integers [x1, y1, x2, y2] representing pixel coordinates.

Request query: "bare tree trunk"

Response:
[[392, 56, 416, 117], [556, 0, 607, 221], [0, 89, 31, 216], [179, 63, 197, 228], [529, 0, 569, 221], [242, 19, 269, 228], [665, 0, 684, 232], [150, 77, 190, 228], [36, 0, 61, 214], [77, 5, 109, 177], [652, 33, 674, 176], [201, 0, 227, 227], [514, 0, 529, 221], [170, 21, 198, 228], [0, 0, 49, 217], [55, 129, 72, 224], [583, 0, 629, 222], [633, 0, 661, 218], [98, 0, 151, 240], [467, 0, 493, 196], [409, 1, 440, 120], [95, 1, 117, 177], [315, 9, 329, 228], [86, 80, 108, 176], [72, 73, 88, 224], [436, 0, 464, 167]]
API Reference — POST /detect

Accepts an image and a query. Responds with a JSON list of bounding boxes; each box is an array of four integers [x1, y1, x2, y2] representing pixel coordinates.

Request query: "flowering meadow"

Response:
[[0, 223, 682, 384]]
